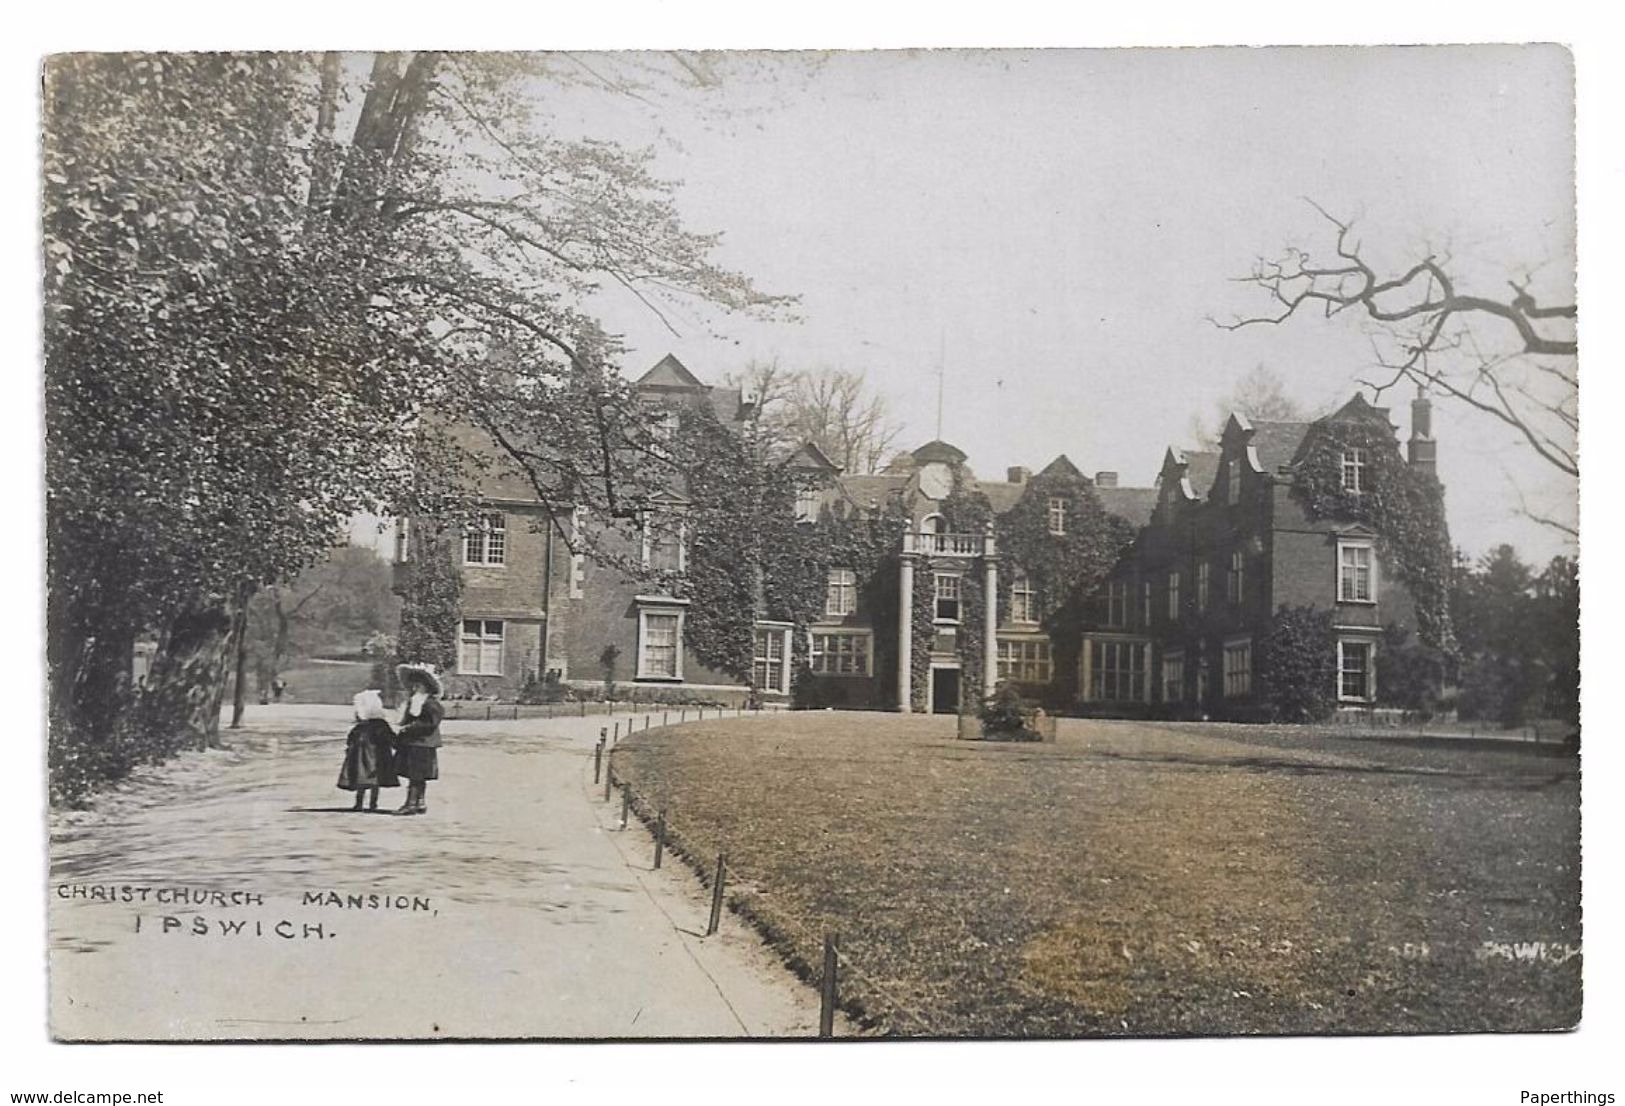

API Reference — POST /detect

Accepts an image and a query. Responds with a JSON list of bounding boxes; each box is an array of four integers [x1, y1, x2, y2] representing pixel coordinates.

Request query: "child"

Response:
[[337, 689, 399, 812], [392, 662, 445, 816]]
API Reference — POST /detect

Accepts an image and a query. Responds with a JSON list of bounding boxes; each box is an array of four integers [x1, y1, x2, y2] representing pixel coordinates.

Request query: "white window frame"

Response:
[[1337, 541, 1377, 604], [809, 630, 873, 677], [463, 512, 507, 566], [1196, 561, 1210, 612], [1167, 570, 1181, 620], [569, 506, 587, 599], [997, 637, 1053, 683], [635, 602, 687, 681], [1226, 459, 1241, 505], [1162, 651, 1185, 703], [825, 567, 858, 617], [1341, 448, 1368, 494], [1047, 497, 1069, 536], [934, 572, 962, 623], [1229, 550, 1245, 604], [1337, 638, 1376, 702], [1090, 638, 1149, 702], [1223, 638, 1253, 698], [752, 622, 793, 693], [1011, 572, 1039, 624], [458, 618, 505, 676], [795, 486, 821, 524]]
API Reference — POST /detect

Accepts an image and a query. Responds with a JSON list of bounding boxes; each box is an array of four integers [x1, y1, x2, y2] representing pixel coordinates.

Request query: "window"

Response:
[[1226, 459, 1241, 505], [934, 573, 962, 622], [1339, 639, 1375, 701], [569, 506, 587, 599], [1341, 448, 1368, 494], [1223, 640, 1252, 698], [458, 619, 505, 675], [1047, 497, 1069, 536], [393, 518, 411, 564], [795, 487, 821, 523], [638, 609, 682, 680], [1338, 542, 1376, 603], [649, 408, 680, 456], [1196, 561, 1210, 612], [810, 631, 872, 676], [997, 639, 1052, 683], [1011, 572, 1038, 624], [1141, 581, 1153, 627], [1105, 580, 1128, 628], [1162, 652, 1185, 703], [1167, 571, 1181, 620], [1228, 551, 1245, 604], [825, 568, 858, 616], [1091, 640, 1147, 702], [642, 514, 686, 574], [463, 513, 506, 566], [752, 625, 791, 693]]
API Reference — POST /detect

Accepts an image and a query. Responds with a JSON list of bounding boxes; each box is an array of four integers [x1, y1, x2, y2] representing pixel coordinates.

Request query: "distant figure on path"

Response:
[[272, 677, 287, 703], [393, 662, 444, 816], [337, 689, 399, 812]]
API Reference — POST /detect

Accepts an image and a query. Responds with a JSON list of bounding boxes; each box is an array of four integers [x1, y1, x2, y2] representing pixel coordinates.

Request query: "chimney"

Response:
[[1007, 466, 1030, 484], [1408, 393, 1437, 473], [1094, 471, 1119, 488]]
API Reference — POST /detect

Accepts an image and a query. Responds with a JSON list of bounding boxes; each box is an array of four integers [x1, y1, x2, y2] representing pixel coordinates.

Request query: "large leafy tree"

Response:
[[44, 52, 784, 795]]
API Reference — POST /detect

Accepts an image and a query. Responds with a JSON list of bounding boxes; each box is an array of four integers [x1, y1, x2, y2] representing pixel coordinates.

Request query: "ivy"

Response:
[[397, 524, 462, 676], [1256, 605, 1337, 722], [1289, 415, 1457, 657]]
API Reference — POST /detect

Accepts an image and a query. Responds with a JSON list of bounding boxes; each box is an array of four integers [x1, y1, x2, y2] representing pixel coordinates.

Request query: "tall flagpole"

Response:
[[936, 326, 946, 440]]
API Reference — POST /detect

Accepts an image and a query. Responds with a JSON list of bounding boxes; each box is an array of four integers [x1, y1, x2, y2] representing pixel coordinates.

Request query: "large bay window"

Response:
[[1338, 541, 1376, 603], [997, 638, 1052, 683], [811, 631, 872, 676], [458, 618, 505, 675], [1089, 639, 1148, 702]]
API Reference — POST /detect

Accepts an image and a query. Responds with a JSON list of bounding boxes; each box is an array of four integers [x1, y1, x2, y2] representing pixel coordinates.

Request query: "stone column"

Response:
[[897, 553, 915, 713], [983, 546, 999, 702]]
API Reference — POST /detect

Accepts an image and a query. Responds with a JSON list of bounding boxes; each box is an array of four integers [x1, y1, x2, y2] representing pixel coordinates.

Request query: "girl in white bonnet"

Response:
[[336, 689, 400, 812]]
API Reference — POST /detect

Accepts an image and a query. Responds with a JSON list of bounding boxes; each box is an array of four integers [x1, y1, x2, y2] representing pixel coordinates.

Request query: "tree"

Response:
[[1451, 544, 1577, 728], [729, 362, 902, 474], [244, 545, 400, 693], [1220, 202, 1576, 530], [1188, 363, 1308, 449], [44, 52, 784, 799]]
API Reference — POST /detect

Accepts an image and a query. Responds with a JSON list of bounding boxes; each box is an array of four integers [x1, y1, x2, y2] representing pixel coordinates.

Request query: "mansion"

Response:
[[397, 354, 1443, 718]]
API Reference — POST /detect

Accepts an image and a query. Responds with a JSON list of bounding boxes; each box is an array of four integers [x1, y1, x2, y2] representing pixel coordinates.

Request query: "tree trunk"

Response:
[[147, 595, 240, 751], [229, 589, 253, 728]]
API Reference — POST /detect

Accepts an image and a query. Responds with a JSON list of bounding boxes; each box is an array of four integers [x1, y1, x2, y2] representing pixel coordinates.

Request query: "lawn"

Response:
[[610, 713, 1581, 1038]]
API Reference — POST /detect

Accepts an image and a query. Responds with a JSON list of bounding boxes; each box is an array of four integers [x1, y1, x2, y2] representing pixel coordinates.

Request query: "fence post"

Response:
[[653, 810, 666, 869], [706, 852, 727, 936], [664, 710, 669, 726], [604, 765, 614, 802], [593, 736, 604, 784], [819, 932, 839, 1038], [681, 707, 687, 722], [619, 783, 630, 830], [645, 715, 651, 731]]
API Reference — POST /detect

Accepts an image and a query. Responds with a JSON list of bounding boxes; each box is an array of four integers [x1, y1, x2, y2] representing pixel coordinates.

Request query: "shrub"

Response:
[[1257, 606, 1337, 723], [980, 683, 1042, 742]]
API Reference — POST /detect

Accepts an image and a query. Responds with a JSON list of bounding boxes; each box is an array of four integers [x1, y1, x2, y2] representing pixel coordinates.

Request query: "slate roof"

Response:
[[1248, 420, 1312, 472], [1183, 450, 1220, 495], [637, 353, 704, 389], [1097, 486, 1159, 528]]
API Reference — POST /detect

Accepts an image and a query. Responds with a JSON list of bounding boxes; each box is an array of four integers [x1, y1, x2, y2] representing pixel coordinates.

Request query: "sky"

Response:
[[469, 45, 1579, 564]]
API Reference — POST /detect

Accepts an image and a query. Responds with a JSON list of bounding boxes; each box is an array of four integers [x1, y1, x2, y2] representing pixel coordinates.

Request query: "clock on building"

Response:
[[917, 461, 953, 500]]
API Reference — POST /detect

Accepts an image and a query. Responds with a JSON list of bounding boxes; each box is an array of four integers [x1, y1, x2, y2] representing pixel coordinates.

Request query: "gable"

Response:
[[636, 353, 705, 390], [1036, 454, 1084, 480]]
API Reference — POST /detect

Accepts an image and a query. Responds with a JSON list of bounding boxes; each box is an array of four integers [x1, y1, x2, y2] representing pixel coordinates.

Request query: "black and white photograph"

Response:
[[13, 11, 1619, 1102]]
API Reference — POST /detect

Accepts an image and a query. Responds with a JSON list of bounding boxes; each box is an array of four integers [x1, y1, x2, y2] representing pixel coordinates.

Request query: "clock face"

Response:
[[918, 462, 953, 500]]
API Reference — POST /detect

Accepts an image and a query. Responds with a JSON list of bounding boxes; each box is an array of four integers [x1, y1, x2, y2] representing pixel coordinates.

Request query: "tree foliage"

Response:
[[728, 360, 903, 474], [1451, 546, 1578, 728], [1255, 605, 1338, 723], [44, 52, 782, 800]]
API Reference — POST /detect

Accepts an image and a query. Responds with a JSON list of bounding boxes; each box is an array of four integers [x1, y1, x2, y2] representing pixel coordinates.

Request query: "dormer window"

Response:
[[795, 487, 821, 523], [1047, 498, 1069, 536], [1341, 448, 1368, 494]]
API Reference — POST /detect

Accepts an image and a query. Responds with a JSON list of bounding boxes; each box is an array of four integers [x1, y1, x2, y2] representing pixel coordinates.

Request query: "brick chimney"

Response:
[[1007, 466, 1030, 484], [1408, 391, 1437, 474], [1094, 471, 1119, 488]]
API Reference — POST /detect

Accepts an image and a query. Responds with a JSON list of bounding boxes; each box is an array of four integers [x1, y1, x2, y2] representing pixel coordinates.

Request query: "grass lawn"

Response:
[[611, 713, 1581, 1038]]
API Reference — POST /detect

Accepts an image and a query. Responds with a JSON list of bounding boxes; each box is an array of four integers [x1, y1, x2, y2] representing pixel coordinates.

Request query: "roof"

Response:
[[977, 482, 1025, 513], [1037, 454, 1084, 480], [837, 473, 909, 509], [787, 441, 841, 474], [1248, 420, 1312, 472], [636, 353, 705, 390], [1098, 486, 1158, 528], [911, 440, 968, 466], [1183, 450, 1220, 494]]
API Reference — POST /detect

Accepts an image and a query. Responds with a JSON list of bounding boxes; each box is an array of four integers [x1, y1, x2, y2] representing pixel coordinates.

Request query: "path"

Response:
[[48, 705, 822, 1040]]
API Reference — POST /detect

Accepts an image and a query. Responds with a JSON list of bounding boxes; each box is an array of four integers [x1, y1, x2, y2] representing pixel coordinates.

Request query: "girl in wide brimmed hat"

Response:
[[392, 662, 444, 816], [337, 689, 399, 811]]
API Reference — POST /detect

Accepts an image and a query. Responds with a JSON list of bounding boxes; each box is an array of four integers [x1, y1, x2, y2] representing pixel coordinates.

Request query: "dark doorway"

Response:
[[931, 667, 961, 714]]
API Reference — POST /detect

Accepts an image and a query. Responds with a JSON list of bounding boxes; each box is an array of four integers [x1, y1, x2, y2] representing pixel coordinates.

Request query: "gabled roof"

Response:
[[1326, 392, 1394, 426], [636, 353, 705, 390], [978, 481, 1025, 513], [1247, 420, 1312, 472], [1036, 454, 1084, 480], [1098, 487, 1159, 529], [787, 441, 842, 474]]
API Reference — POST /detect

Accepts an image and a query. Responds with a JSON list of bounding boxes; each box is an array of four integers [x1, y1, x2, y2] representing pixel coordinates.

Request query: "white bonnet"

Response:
[[352, 689, 386, 721]]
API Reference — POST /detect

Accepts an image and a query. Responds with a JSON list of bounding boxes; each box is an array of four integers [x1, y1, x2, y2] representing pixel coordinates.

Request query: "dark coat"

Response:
[[338, 718, 399, 790], [396, 695, 444, 748]]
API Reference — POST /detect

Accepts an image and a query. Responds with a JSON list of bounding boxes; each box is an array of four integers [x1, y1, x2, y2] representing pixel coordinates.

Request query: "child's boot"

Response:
[[350, 790, 365, 812], [367, 787, 380, 812], [414, 783, 429, 815], [393, 784, 419, 815]]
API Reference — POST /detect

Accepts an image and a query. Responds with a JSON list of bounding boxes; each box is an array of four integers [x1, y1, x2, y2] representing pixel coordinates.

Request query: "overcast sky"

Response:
[[360, 45, 1578, 562]]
